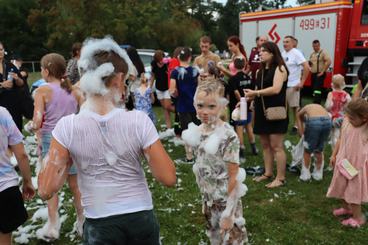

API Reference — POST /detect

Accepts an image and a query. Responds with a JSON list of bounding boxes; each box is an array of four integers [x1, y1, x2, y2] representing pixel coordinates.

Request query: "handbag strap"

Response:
[[258, 68, 287, 113], [260, 70, 267, 113]]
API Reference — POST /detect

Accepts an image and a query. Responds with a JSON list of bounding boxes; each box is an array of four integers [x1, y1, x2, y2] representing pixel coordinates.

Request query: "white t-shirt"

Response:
[[282, 48, 306, 87], [52, 108, 159, 218], [0, 107, 23, 192]]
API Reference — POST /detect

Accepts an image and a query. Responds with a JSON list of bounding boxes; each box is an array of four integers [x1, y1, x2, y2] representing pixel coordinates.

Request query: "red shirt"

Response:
[[168, 58, 180, 87], [249, 47, 261, 84]]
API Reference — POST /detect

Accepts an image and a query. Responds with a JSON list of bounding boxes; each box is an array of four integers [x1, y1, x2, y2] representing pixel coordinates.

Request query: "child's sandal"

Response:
[[333, 208, 353, 217], [341, 217, 366, 228], [253, 174, 273, 182]]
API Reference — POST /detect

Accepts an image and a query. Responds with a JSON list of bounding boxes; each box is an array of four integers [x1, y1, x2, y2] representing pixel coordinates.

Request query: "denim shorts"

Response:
[[304, 116, 332, 153], [83, 210, 160, 245], [232, 111, 252, 126], [41, 132, 77, 175]]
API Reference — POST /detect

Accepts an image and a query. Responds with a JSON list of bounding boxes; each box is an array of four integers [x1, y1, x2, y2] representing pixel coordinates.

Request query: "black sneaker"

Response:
[[251, 143, 259, 155], [239, 148, 246, 162], [291, 126, 298, 135]]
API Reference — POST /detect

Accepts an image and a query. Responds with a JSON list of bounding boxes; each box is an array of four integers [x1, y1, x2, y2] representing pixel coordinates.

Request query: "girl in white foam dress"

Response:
[[182, 78, 248, 244]]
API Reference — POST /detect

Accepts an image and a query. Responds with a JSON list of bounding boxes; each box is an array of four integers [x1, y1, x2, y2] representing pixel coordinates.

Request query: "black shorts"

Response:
[[0, 186, 28, 233], [178, 112, 200, 131]]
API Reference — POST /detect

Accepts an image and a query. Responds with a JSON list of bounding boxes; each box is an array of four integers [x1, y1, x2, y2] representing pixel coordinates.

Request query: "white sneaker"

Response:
[[36, 217, 61, 241], [299, 165, 311, 181], [312, 162, 324, 181]]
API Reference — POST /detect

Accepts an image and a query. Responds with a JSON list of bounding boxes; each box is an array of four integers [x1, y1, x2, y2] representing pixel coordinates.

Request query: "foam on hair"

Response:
[[78, 36, 137, 95]]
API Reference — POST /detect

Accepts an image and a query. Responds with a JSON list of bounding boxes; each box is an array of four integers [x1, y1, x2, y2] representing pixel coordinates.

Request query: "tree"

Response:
[[0, 0, 46, 60]]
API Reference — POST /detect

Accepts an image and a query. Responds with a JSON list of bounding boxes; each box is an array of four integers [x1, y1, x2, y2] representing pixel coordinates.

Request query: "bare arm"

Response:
[[144, 139, 176, 186], [296, 107, 307, 136], [234, 90, 241, 102], [322, 55, 331, 73], [300, 61, 311, 87], [325, 92, 333, 111], [227, 163, 239, 194], [10, 143, 35, 200], [38, 138, 71, 200], [169, 78, 178, 97], [32, 87, 46, 130], [330, 137, 340, 167]]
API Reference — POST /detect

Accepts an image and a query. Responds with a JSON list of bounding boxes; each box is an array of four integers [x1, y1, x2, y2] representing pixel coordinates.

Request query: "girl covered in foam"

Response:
[[182, 79, 248, 244], [37, 37, 176, 244]]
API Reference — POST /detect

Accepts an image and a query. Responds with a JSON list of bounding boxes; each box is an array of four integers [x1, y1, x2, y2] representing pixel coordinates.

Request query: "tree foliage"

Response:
[[0, 0, 303, 60]]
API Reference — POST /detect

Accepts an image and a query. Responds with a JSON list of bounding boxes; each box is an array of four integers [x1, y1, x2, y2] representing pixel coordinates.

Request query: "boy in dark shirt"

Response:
[[228, 58, 258, 161]]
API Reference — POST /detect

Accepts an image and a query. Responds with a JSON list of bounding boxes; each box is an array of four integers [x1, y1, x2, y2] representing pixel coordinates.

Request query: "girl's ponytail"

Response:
[[61, 76, 73, 94]]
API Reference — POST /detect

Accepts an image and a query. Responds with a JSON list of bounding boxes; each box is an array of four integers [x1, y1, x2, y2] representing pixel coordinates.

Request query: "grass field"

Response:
[[13, 74, 368, 244]]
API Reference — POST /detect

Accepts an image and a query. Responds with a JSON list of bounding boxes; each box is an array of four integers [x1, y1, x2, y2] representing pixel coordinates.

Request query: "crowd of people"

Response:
[[0, 32, 367, 244]]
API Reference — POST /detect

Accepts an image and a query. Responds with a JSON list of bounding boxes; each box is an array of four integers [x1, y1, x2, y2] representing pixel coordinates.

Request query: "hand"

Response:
[[244, 89, 256, 101], [330, 155, 336, 167], [294, 83, 303, 91], [22, 180, 36, 201], [1, 80, 13, 89], [298, 129, 304, 137], [220, 216, 234, 234], [9, 72, 19, 81], [317, 72, 324, 77]]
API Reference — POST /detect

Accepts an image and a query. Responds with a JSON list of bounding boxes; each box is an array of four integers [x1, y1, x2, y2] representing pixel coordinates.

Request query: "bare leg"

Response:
[[184, 144, 193, 161], [253, 135, 273, 182], [235, 125, 245, 147], [0, 232, 11, 245], [68, 175, 84, 235], [303, 151, 312, 169], [314, 152, 323, 170], [291, 107, 299, 128], [351, 204, 364, 221], [267, 134, 287, 187], [244, 123, 255, 144], [160, 99, 172, 129], [47, 195, 59, 225], [67, 175, 83, 220]]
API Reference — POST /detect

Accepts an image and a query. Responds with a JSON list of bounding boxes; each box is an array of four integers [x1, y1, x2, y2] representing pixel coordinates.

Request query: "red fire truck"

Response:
[[239, 0, 368, 88]]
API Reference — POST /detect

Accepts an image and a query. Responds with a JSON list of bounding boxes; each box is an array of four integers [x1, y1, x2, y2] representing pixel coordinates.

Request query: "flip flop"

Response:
[[266, 179, 286, 188], [341, 217, 366, 228], [333, 208, 353, 217], [253, 174, 273, 182]]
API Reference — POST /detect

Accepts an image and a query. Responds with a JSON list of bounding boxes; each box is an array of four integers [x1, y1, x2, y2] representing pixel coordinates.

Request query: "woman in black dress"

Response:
[[245, 41, 289, 188], [0, 41, 25, 130]]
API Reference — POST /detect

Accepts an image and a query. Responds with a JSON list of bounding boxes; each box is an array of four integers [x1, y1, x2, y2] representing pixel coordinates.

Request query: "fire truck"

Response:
[[239, 0, 368, 88]]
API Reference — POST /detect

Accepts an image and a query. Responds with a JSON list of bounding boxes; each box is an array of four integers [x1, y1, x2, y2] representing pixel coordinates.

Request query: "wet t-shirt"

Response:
[[52, 108, 159, 218], [151, 61, 168, 91]]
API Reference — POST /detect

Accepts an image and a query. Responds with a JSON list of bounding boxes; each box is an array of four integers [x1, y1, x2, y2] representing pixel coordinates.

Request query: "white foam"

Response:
[[105, 150, 118, 166], [182, 123, 201, 147]]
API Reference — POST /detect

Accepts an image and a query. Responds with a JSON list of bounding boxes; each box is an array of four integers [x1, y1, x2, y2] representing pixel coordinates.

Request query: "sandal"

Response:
[[341, 217, 366, 228], [266, 179, 285, 188], [333, 208, 353, 217], [253, 174, 273, 182]]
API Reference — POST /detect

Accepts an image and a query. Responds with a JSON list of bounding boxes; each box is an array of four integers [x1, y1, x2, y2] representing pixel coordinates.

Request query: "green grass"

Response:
[[16, 75, 368, 244]]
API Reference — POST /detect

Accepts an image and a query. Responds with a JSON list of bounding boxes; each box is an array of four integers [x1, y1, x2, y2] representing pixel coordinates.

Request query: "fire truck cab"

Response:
[[239, 0, 368, 88]]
